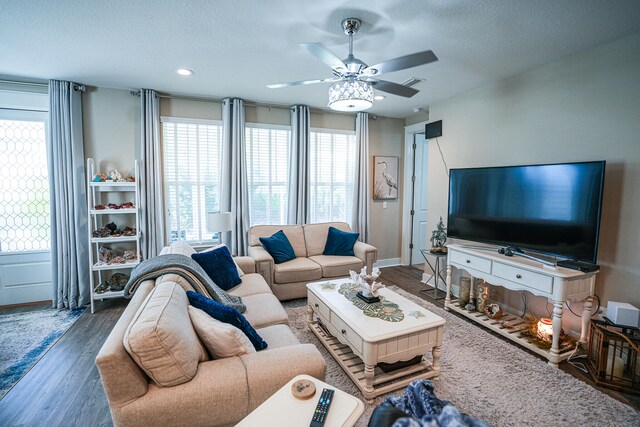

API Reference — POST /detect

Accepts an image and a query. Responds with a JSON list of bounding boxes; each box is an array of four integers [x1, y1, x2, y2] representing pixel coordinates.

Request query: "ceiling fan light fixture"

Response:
[[328, 79, 373, 112]]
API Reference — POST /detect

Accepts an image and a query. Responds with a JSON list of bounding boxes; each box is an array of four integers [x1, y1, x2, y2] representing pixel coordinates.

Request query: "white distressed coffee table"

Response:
[[236, 374, 364, 427], [307, 278, 445, 403]]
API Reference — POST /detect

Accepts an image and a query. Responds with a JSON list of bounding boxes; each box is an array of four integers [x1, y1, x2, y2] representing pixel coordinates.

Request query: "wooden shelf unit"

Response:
[[86, 158, 141, 313]]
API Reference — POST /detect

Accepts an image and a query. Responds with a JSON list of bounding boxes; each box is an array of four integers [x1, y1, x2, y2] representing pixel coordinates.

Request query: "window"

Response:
[[0, 113, 50, 253], [162, 118, 222, 244], [309, 129, 357, 225], [245, 124, 290, 226]]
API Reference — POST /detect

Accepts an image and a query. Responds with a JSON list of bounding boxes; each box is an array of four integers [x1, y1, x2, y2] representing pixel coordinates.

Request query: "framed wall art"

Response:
[[373, 156, 398, 200]]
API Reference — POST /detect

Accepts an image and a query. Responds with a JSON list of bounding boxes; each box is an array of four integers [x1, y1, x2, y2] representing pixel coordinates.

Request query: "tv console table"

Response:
[[444, 244, 597, 367]]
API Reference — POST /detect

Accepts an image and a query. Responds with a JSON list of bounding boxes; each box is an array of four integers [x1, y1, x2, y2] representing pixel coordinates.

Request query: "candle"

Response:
[[607, 352, 625, 379]]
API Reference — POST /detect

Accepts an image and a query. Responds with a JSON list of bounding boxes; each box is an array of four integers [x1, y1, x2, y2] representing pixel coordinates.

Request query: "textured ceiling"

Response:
[[1, 0, 640, 118]]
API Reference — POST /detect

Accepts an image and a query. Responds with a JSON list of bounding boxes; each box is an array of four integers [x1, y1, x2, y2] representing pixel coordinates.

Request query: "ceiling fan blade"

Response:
[[370, 79, 419, 98], [300, 42, 347, 71], [267, 77, 340, 89], [365, 50, 438, 76]]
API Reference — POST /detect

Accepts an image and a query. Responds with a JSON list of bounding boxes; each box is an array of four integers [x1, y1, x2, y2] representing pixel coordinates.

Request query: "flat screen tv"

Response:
[[447, 161, 605, 264]]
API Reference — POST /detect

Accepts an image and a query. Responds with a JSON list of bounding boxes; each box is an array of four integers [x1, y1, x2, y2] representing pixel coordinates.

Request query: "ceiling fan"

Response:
[[267, 18, 438, 112]]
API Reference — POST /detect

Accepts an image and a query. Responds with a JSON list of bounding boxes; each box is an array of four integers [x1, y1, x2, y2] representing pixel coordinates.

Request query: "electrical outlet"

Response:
[[383, 202, 388, 209]]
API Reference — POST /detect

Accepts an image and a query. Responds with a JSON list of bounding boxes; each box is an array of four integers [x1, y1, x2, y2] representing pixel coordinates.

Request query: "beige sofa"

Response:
[[96, 243, 326, 427], [248, 221, 377, 301]]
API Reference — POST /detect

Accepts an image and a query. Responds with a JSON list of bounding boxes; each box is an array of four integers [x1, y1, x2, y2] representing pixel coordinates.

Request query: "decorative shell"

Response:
[[484, 303, 503, 319]]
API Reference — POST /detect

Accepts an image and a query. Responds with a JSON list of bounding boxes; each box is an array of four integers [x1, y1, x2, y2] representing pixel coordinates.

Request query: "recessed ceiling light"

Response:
[[176, 68, 194, 76], [374, 95, 386, 101]]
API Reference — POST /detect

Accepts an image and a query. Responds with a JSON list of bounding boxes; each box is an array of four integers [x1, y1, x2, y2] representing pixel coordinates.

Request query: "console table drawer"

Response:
[[308, 292, 331, 320], [331, 313, 363, 354], [493, 263, 553, 294], [450, 251, 492, 274]]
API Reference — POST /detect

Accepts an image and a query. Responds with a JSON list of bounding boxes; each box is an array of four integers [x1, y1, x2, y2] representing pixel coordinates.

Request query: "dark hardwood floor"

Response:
[[0, 266, 637, 426]]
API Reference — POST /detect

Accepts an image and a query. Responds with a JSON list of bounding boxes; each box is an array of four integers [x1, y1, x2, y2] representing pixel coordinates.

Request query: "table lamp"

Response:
[[207, 212, 233, 244]]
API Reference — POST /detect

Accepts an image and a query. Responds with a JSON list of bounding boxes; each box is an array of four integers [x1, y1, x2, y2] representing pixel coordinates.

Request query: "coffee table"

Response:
[[236, 374, 364, 427], [307, 278, 445, 403]]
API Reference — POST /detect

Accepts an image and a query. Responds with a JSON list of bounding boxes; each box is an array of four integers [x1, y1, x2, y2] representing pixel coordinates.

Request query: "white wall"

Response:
[[425, 32, 640, 327]]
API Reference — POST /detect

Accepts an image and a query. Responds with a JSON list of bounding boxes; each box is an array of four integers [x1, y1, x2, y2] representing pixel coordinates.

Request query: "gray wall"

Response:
[[424, 32, 640, 326], [81, 92, 406, 260]]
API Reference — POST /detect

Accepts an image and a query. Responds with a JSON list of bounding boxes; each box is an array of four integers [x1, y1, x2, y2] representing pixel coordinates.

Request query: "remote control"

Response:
[[310, 388, 334, 427]]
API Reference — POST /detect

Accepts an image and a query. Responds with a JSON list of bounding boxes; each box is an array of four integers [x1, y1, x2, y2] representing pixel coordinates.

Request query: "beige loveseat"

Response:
[[248, 221, 377, 301], [96, 244, 326, 427]]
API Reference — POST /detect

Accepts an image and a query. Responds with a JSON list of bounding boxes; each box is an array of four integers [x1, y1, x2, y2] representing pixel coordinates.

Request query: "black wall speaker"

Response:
[[425, 120, 442, 139]]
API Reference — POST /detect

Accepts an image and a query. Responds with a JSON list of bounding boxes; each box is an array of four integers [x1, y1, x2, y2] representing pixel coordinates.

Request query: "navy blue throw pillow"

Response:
[[187, 291, 267, 351], [259, 230, 296, 264], [323, 226, 359, 256], [191, 245, 241, 291]]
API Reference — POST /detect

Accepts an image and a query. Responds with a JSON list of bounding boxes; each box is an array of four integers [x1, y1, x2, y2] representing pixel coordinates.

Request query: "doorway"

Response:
[[0, 88, 52, 306], [401, 122, 429, 266]]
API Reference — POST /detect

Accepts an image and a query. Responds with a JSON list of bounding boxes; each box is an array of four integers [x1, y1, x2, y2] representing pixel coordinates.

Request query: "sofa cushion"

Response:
[[274, 257, 322, 284], [309, 255, 364, 278], [188, 306, 256, 358], [201, 244, 244, 276], [242, 293, 289, 328], [227, 273, 272, 297], [323, 226, 359, 256], [187, 291, 268, 351], [159, 241, 197, 257], [250, 225, 307, 258], [192, 245, 242, 290], [303, 222, 352, 256], [259, 230, 296, 264], [255, 325, 300, 349], [123, 282, 208, 387]]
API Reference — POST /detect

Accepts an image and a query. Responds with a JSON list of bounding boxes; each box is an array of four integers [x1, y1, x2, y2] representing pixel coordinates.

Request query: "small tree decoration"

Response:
[[430, 216, 448, 254]]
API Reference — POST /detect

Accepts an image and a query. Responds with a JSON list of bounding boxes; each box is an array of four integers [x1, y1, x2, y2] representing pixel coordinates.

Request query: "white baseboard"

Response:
[[374, 258, 402, 268]]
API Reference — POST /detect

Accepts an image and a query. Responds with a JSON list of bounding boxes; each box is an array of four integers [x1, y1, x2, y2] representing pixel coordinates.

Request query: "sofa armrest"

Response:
[[240, 344, 327, 411], [247, 245, 274, 286], [111, 357, 251, 427], [234, 255, 256, 274], [354, 241, 378, 272]]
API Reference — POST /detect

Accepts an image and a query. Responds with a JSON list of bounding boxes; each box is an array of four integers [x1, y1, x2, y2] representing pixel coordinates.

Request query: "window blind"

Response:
[[245, 125, 291, 226], [162, 119, 222, 243], [309, 129, 357, 225]]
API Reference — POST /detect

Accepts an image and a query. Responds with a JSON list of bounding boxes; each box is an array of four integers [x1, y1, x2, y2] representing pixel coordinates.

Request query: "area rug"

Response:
[[282, 286, 640, 427], [0, 307, 85, 399]]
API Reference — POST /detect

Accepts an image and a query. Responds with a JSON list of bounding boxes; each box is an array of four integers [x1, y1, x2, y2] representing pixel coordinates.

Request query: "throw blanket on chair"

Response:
[[383, 380, 491, 427], [123, 254, 246, 313]]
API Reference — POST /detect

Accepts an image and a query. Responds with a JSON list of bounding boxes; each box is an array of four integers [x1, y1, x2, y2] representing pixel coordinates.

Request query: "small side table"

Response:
[[419, 249, 447, 300], [236, 374, 364, 427]]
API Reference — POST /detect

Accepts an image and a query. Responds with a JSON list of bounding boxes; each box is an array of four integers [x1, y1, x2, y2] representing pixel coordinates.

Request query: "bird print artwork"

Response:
[[374, 157, 399, 200]]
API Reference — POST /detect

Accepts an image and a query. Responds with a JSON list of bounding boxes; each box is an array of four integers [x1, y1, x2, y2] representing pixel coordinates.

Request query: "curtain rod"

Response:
[[0, 79, 86, 92], [129, 89, 354, 116], [0, 79, 48, 87]]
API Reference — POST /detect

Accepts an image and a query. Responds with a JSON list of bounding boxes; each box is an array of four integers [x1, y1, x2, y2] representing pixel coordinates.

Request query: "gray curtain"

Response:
[[140, 89, 165, 260], [353, 112, 370, 242], [48, 80, 90, 309], [221, 98, 250, 255], [287, 105, 310, 224]]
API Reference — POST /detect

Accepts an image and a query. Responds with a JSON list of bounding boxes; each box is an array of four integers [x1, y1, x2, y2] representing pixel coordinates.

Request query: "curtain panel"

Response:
[[353, 112, 370, 242], [140, 89, 165, 260], [48, 80, 90, 309], [221, 98, 250, 255], [287, 105, 310, 224]]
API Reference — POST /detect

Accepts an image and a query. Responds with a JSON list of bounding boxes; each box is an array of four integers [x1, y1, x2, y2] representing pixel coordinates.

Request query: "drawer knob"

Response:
[[341, 329, 346, 334], [314, 303, 319, 308], [466, 259, 471, 263], [516, 274, 522, 279]]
